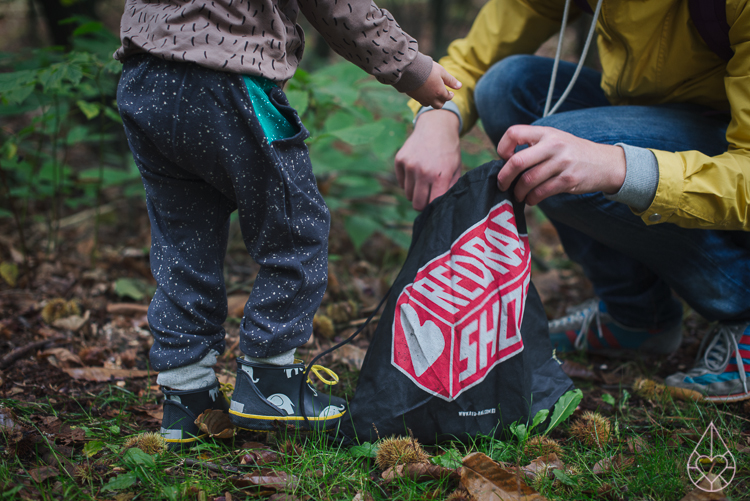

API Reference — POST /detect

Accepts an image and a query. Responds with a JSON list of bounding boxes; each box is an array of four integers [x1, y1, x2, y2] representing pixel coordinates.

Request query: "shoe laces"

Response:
[[306, 365, 339, 386], [219, 382, 234, 403], [695, 323, 748, 394], [548, 298, 603, 351]]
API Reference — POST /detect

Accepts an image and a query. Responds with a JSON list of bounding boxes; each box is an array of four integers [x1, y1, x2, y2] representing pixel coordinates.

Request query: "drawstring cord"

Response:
[[544, 0, 605, 118], [298, 287, 392, 428]]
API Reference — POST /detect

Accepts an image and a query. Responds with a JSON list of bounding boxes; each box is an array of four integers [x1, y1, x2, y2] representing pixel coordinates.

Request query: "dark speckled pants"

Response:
[[117, 55, 329, 371]]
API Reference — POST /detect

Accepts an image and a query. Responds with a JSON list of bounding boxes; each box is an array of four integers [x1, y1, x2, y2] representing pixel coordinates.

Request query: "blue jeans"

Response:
[[474, 55, 750, 329], [117, 55, 330, 371]]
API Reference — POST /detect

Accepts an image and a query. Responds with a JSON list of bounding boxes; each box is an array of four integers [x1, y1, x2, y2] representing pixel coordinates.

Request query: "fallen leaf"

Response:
[[229, 469, 298, 491], [679, 475, 728, 500], [241, 449, 279, 466], [627, 437, 649, 454], [78, 346, 109, 366], [0, 261, 18, 287], [62, 367, 156, 382], [560, 360, 595, 380], [195, 409, 235, 439], [593, 455, 635, 475], [352, 492, 375, 501], [120, 348, 139, 369], [38, 348, 84, 368], [52, 310, 90, 332], [227, 294, 249, 318], [461, 452, 546, 500], [381, 463, 459, 483], [522, 453, 564, 480], [337, 344, 366, 370], [29, 466, 58, 483]]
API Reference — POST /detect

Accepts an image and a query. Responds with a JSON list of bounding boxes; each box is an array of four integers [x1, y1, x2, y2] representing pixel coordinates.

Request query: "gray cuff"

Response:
[[156, 349, 219, 390], [245, 348, 296, 366], [414, 101, 463, 133], [604, 143, 659, 212]]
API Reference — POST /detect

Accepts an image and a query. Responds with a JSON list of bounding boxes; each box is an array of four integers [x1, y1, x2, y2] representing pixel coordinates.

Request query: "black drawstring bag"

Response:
[[335, 160, 574, 445]]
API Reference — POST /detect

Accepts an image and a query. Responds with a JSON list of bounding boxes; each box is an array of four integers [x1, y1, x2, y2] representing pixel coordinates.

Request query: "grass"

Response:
[[1, 370, 748, 501]]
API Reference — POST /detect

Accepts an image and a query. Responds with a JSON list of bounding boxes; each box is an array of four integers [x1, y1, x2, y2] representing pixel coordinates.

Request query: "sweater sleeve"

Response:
[[407, 0, 573, 134], [638, 0, 750, 229], [297, 0, 432, 92]]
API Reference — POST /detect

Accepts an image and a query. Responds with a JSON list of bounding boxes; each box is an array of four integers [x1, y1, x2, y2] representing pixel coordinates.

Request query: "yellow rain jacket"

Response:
[[410, 0, 750, 230]]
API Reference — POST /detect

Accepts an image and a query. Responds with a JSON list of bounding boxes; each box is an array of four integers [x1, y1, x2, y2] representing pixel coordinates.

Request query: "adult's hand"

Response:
[[496, 125, 626, 206], [395, 110, 462, 210]]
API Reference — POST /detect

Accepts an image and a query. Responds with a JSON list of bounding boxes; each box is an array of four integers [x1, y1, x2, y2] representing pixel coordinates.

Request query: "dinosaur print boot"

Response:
[[228, 357, 347, 432], [161, 380, 230, 451]]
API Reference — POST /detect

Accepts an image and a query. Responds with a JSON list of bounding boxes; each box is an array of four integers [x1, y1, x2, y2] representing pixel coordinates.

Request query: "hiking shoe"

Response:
[[665, 323, 750, 402], [161, 380, 230, 451], [548, 298, 682, 355], [228, 357, 347, 432]]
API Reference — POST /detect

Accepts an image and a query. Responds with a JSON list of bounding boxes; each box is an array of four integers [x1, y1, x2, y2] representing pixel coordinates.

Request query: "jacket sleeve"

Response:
[[640, 0, 750, 230], [407, 0, 570, 134], [297, 0, 433, 92]]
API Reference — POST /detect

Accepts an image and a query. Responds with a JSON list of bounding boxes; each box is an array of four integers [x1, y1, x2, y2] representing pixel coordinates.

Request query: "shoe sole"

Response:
[[664, 385, 750, 403], [228, 407, 346, 432]]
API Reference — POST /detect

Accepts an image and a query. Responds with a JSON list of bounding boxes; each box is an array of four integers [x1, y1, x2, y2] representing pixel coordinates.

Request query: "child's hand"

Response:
[[406, 62, 462, 109]]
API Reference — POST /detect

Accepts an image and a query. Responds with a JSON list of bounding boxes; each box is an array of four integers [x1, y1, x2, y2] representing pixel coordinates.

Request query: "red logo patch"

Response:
[[392, 201, 531, 401]]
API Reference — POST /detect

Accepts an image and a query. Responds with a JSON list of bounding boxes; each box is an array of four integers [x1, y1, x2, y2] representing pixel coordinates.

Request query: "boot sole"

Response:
[[228, 407, 345, 432]]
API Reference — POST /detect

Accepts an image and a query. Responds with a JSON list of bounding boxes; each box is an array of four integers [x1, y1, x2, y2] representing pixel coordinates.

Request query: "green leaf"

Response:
[[123, 447, 156, 469], [77, 100, 100, 120], [0, 208, 13, 219], [83, 440, 104, 458], [619, 389, 631, 410], [530, 408, 549, 431], [344, 215, 382, 250], [509, 422, 527, 442], [602, 393, 616, 407], [544, 389, 583, 435], [114, 277, 154, 301], [72, 21, 105, 37], [101, 471, 137, 491], [349, 442, 378, 459], [285, 90, 309, 117], [109, 424, 120, 435], [552, 468, 576, 487], [0, 69, 36, 93], [329, 122, 386, 146], [431, 449, 462, 469]]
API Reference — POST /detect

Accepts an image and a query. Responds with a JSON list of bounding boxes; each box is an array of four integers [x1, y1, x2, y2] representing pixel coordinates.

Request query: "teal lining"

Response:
[[242, 75, 297, 142]]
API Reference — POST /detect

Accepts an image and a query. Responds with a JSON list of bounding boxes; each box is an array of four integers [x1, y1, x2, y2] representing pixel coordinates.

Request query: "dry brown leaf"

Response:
[[592, 454, 635, 475], [39, 347, 84, 368], [229, 468, 299, 491], [241, 449, 279, 466], [627, 437, 649, 454], [521, 453, 564, 480], [337, 344, 366, 370], [195, 409, 235, 439], [560, 360, 595, 380], [62, 367, 156, 381], [352, 492, 375, 501], [679, 475, 728, 500], [227, 294, 249, 318], [461, 452, 547, 501], [29, 466, 59, 483], [381, 463, 459, 483], [52, 310, 90, 332]]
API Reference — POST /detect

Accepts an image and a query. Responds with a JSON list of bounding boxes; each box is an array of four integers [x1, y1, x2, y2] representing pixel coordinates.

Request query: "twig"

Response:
[[0, 336, 65, 370]]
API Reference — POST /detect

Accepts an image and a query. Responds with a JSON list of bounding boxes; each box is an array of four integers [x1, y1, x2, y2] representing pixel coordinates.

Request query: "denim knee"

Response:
[[475, 55, 551, 144]]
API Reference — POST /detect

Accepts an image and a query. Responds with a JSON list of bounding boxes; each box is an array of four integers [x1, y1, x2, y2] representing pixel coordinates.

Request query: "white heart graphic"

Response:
[[400, 303, 445, 377]]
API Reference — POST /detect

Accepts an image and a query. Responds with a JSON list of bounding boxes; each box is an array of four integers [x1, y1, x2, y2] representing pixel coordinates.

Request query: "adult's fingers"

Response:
[[394, 158, 406, 189], [403, 166, 416, 203], [496, 125, 547, 160], [497, 142, 557, 191], [411, 176, 432, 211]]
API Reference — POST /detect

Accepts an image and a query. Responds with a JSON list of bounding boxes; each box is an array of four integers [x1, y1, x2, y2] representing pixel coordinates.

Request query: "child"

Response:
[[114, 0, 460, 447]]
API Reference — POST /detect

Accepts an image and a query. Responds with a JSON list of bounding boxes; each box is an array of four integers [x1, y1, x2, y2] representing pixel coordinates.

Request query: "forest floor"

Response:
[[0, 158, 748, 500]]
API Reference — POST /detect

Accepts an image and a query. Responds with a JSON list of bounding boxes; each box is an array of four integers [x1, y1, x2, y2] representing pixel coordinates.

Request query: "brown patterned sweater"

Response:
[[113, 0, 433, 92]]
